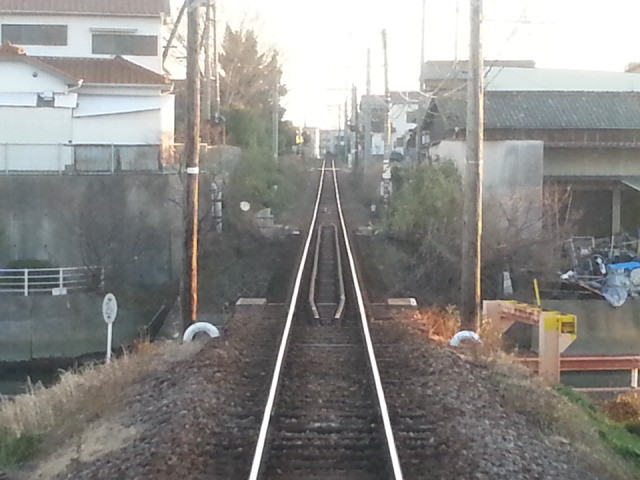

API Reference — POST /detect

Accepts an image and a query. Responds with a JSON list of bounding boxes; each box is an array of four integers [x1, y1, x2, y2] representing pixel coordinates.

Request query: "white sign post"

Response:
[[102, 293, 118, 363]]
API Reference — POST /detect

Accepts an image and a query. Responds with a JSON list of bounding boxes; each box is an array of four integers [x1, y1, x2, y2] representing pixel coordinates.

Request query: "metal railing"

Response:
[[0, 266, 101, 296]]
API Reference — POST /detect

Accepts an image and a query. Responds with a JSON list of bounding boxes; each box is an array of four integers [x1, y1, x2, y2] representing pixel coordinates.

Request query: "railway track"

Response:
[[249, 160, 403, 479]]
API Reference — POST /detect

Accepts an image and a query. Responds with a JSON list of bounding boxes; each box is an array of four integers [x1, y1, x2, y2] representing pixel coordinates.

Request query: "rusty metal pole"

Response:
[[182, 0, 201, 331], [460, 0, 483, 331]]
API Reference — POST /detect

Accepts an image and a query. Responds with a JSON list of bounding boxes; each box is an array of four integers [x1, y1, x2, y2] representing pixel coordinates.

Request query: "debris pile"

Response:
[[560, 233, 640, 307]]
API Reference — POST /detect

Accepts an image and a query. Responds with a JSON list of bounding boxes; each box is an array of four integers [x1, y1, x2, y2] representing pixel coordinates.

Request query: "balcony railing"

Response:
[[0, 266, 101, 296]]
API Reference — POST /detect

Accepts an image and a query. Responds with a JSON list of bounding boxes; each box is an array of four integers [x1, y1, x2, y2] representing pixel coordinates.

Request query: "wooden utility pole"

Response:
[[352, 84, 358, 168], [420, 0, 426, 69], [460, 0, 484, 331], [213, 1, 221, 122], [416, 0, 426, 162], [202, 2, 212, 126], [366, 48, 371, 96], [381, 29, 392, 202], [272, 79, 279, 163], [182, 0, 201, 331]]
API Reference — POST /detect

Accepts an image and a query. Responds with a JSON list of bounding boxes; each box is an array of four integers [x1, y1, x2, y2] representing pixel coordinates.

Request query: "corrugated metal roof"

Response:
[[432, 91, 640, 130], [0, 0, 166, 16]]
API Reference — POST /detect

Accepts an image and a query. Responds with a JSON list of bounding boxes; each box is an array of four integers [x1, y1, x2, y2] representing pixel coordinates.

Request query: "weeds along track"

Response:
[[248, 160, 403, 479]]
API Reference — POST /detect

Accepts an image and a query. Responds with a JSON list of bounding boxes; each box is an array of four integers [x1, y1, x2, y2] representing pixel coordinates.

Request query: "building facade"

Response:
[[0, 0, 174, 172]]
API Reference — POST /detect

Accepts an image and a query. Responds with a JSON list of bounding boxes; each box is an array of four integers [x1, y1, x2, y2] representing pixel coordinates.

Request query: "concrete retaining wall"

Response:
[[543, 299, 640, 355], [0, 293, 152, 361]]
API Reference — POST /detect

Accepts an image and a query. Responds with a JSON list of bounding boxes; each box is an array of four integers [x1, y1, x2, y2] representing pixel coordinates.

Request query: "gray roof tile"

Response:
[[432, 91, 640, 130]]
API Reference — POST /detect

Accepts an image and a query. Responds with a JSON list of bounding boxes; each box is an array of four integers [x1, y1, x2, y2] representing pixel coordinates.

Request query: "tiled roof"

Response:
[[0, 45, 170, 87], [431, 91, 640, 130], [0, 0, 167, 16], [35, 56, 171, 86]]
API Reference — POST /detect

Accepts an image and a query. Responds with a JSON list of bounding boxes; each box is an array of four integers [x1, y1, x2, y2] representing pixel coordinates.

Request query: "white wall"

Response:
[[74, 109, 164, 144], [0, 106, 72, 144], [545, 148, 640, 178], [431, 140, 544, 235], [160, 95, 175, 142], [431, 140, 543, 191], [0, 144, 73, 171], [0, 60, 72, 94], [371, 133, 385, 155], [390, 103, 418, 155], [73, 92, 174, 145], [1, 15, 163, 72]]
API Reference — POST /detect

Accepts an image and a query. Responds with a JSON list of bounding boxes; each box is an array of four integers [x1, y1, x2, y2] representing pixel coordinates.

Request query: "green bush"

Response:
[[226, 147, 307, 225], [555, 385, 640, 467], [0, 429, 39, 467]]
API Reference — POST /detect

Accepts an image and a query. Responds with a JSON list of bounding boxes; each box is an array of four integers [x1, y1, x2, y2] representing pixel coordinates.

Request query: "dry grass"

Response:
[[0, 340, 197, 439], [403, 306, 460, 342], [399, 306, 639, 477], [405, 306, 505, 356], [603, 392, 640, 423]]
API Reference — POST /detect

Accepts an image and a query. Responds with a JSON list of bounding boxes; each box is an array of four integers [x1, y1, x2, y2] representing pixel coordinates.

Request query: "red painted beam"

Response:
[[518, 355, 640, 372]]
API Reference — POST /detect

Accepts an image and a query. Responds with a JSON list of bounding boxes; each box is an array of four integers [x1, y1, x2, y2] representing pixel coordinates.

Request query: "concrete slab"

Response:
[[387, 298, 418, 307], [235, 298, 267, 306]]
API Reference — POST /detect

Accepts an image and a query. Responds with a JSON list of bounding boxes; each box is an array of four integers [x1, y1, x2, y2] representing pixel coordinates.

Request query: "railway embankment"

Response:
[[1, 303, 639, 479]]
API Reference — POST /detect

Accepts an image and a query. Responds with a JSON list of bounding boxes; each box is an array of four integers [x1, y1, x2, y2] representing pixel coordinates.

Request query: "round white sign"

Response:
[[240, 201, 251, 212], [102, 293, 118, 324]]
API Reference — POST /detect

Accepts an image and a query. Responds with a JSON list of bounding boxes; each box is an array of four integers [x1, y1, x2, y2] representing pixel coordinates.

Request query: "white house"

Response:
[[360, 92, 426, 161], [0, 0, 174, 172]]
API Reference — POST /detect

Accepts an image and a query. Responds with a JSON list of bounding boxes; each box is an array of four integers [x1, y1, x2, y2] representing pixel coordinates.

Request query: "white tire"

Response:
[[182, 322, 221, 342]]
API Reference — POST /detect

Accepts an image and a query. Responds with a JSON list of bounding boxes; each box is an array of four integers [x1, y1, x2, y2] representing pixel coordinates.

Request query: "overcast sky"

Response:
[[187, 0, 640, 128]]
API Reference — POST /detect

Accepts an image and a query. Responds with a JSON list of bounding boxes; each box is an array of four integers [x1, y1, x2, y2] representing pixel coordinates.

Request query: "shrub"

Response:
[[0, 428, 39, 467]]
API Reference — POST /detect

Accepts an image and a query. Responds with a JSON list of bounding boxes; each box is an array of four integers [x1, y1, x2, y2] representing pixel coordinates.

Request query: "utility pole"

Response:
[[416, 0, 426, 163], [272, 79, 279, 163], [366, 48, 371, 96], [460, 0, 484, 332], [202, 2, 212, 130], [420, 0, 426, 69], [182, 0, 201, 331], [212, 1, 223, 145], [363, 49, 372, 163], [381, 29, 392, 202], [344, 97, 349, 165], [352, 84, 358, 169]]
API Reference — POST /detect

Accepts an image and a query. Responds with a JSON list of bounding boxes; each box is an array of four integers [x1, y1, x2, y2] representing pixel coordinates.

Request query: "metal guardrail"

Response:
[[0, 266, 101, 296]]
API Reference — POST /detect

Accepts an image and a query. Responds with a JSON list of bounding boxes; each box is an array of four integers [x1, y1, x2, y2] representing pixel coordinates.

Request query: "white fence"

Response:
[[0, 266, 101, 296]]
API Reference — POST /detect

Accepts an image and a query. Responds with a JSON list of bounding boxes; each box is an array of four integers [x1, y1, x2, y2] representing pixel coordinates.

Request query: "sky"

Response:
[[185, 0, 640, 129]]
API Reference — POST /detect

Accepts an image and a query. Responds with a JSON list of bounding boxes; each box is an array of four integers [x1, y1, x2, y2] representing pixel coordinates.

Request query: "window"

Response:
[[92, 34, 157, 56], [1, 24, 67, 46], [37, 93, 55, 107]]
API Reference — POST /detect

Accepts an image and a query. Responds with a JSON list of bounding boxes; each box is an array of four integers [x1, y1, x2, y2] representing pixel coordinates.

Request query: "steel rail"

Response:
[[308, 222, 346, 322], [248, 161, 327, 480], [249, 161, 403, 479], [308, 223, 323, 321], [331, 159, 404, 479], [333, 222, 346, 320]]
